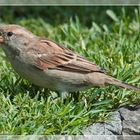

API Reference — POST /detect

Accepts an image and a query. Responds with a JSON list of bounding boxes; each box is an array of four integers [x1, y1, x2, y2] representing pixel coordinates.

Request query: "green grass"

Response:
[[0, 6, 140, 134]]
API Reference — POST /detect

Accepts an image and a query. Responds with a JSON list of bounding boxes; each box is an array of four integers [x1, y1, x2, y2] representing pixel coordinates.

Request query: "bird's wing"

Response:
[[26, 39, 105, 74]]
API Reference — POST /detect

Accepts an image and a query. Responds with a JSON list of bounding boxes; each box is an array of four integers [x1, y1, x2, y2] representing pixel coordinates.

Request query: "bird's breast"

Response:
[[11, 57, 92, 92]]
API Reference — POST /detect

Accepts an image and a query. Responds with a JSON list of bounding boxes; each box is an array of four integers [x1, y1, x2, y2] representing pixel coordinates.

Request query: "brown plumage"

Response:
[[0, 24, 140, 92]]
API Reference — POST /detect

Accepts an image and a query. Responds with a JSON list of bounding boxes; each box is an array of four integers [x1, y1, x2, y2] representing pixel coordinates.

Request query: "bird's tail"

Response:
[[105, 76, 140, 91]]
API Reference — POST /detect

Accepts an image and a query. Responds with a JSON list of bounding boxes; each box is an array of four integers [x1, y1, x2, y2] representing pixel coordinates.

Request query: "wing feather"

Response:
[[26, 39, 105, 74]]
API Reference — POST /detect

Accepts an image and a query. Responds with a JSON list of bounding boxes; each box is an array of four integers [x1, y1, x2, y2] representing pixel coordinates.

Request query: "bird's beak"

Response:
[[0, 36, 4, 44]]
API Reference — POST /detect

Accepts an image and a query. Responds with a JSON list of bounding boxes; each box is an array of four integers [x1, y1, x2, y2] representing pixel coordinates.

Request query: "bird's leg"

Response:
[[53, 91, 70, 103], [53, 91, 87, 106], [58, 91, 69, 100]]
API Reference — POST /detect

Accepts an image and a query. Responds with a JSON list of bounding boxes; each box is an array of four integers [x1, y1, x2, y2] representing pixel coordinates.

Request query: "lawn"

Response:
[[0, 6, 140, 135]]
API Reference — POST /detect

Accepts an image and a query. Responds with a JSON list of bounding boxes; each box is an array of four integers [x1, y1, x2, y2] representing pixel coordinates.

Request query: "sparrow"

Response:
[[0, 24, 140, 93]]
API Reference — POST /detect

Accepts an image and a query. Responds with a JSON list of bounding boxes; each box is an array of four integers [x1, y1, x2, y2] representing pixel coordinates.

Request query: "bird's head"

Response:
[[0, 24, 38, 50]]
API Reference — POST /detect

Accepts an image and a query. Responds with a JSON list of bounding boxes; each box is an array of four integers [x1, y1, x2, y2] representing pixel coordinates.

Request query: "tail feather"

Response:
[[106, 77, 140, 91]]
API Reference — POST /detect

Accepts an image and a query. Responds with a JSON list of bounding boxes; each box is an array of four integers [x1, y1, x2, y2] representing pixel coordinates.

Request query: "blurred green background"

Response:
[[0, 6, 137, 27]]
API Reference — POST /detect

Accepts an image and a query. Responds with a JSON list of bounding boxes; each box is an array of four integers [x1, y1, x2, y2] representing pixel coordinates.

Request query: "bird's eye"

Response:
[[7, 32, 13, 37]]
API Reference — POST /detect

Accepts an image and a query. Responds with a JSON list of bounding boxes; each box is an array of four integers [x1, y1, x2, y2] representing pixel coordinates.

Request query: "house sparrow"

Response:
[[0, 24, 140, 93]]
